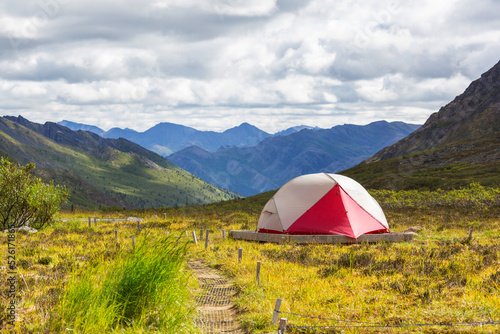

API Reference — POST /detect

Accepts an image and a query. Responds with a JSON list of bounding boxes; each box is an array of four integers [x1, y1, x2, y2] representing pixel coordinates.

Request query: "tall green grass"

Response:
[[51, 235, 196, 333]]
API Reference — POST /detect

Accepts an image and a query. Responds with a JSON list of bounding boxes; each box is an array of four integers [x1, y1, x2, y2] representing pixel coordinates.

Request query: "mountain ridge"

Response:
[[60, 121, 274, 155], [169, 121, 420, 196], [57, 120, 337, 155]]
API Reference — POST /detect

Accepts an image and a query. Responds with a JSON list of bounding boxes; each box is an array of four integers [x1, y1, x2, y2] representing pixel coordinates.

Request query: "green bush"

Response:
[[0, 157, 67, 230]]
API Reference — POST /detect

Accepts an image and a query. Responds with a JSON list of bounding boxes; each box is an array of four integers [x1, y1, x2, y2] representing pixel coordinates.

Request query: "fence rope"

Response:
[[277, 310, 500, 330], [278, 310, 382, 325]]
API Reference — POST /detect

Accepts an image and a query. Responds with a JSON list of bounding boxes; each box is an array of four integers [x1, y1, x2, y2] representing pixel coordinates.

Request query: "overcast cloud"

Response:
[[1, 0, 499, 132]]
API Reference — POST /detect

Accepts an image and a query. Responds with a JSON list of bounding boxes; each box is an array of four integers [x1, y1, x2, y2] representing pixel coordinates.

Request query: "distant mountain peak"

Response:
[[234, 122, 260, 130], [274, 125, 321, 137]]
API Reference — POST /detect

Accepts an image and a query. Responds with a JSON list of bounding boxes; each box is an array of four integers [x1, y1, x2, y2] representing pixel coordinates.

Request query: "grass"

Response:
[[52, 235, 194, 333], [0, 184, 499, 333]]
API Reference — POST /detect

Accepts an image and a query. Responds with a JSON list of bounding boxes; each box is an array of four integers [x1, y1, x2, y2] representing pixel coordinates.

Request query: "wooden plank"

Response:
[[229, 230, 415, 244]]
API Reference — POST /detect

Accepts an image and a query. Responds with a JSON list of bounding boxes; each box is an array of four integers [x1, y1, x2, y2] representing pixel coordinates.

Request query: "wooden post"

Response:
[[131, 236, 135, 249], [164, 213, 167, 220], [278, 318, 288, 334], [238, 248, 242, 263], [256, 261, 261, 286], [272, 299, 282, 324], [94, 217, 97, 226], [200, 229, 203, 241], [192, 231, 198, 245], [115, 229, 118, 243], [222, 229, 226, 239], [204, 230, 209, 249], [88, 217, 91, 228], [137, 220, 140, 231], [466, 227, 473, 243]]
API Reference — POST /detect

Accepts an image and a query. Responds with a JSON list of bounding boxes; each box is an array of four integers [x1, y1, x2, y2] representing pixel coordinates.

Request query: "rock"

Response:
[[126, 217, 145, 222], [3, 226, 38, 233], [403, 226, 422, 233]]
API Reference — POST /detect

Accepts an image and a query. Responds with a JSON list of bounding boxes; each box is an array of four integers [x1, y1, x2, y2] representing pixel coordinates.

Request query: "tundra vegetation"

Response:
[[0, 183, 498, 333]]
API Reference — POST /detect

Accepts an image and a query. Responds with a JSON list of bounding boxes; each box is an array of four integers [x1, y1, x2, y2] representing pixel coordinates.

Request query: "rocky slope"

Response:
[[366, 60, 500, 162], [344, 60, 500, 190]]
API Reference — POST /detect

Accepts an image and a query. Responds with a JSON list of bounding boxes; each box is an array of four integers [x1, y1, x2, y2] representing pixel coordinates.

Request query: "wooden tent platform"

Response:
[[230, 230, 415, 244]]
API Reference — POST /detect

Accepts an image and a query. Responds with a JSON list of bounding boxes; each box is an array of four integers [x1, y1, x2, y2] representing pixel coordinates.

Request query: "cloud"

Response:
[[0, 0, 499, 132]]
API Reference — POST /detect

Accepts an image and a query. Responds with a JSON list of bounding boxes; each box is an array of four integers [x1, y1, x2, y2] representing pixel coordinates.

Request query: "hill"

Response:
[[0, 116, 237, 210], [169, 121, 420, 196], [344, 60, 500, 190]]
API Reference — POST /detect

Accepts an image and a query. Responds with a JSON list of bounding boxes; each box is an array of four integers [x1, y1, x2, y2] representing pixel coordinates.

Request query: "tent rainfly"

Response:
[[257, 173, 389, 238]]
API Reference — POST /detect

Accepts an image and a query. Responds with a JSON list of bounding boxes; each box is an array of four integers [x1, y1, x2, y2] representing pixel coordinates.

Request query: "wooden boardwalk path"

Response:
[[230, 230, 415, 244], [189, 260, 245, 334]]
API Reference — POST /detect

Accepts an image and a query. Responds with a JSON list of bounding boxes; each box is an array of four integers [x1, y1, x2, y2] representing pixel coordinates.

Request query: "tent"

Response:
[[257, 173, 389, 238]]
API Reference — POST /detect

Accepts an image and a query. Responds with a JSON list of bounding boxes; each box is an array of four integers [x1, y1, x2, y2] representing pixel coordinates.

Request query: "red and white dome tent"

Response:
[[257, 173, 389, 239]]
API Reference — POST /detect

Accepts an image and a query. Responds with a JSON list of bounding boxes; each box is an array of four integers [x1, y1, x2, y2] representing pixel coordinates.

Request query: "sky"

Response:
[[1, 0, 499, 133]]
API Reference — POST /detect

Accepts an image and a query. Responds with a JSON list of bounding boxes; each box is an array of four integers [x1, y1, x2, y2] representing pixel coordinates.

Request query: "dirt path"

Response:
[[189, 260, 246, 334]]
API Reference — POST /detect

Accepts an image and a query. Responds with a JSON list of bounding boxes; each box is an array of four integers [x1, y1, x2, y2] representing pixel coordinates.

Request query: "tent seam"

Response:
[[337, 184, 389, 236], [273, 197, 286, 233], [336, 185, 356, 239]]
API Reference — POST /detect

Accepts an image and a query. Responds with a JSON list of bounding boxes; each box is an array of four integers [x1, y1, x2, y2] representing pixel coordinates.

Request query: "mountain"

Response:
[[343, 60, 500, 190], [169, 121, 420, 196], [59, 120, 105, 136], [0, 116, 237, 210], [367, 60, 500, 162]]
